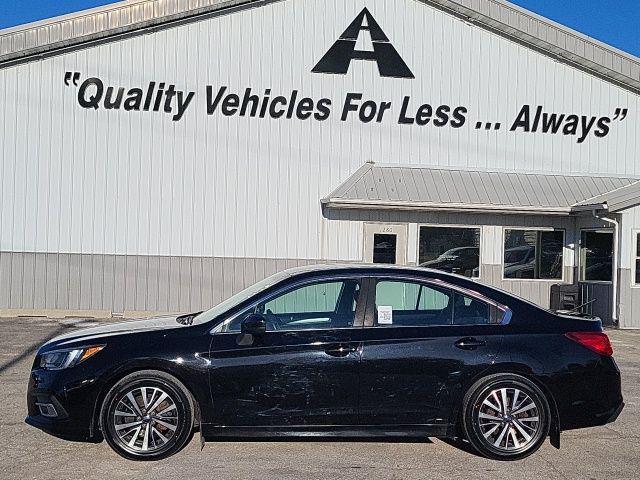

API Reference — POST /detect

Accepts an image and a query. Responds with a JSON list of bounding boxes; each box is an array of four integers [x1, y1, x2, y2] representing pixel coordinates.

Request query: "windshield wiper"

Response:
[[176, 311, 203, 325]]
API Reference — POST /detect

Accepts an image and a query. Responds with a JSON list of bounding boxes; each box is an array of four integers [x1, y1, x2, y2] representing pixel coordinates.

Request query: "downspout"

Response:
[[592, 211, 619, 324]]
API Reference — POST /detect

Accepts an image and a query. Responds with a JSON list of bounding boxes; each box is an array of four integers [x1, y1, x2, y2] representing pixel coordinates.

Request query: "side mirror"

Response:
[[241, 313, 267, 336]]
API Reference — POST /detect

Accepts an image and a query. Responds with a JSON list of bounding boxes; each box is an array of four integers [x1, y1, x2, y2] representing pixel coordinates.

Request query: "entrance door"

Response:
[[363, 223, 408, 264], [579, 229, 614, 324]]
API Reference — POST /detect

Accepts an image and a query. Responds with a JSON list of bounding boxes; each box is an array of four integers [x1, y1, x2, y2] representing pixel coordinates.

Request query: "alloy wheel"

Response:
[[112, 386, 179, 453], [475, 387, 541, 452]]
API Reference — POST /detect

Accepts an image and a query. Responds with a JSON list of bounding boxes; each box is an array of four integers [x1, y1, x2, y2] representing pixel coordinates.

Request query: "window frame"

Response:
[[211, 274, 366, 334], [579, 228, 614, 284], [633, 230, 640, 288], [501, 227, 566, 282], [416, 223, 482, 279], [366, 274, 511, 328]]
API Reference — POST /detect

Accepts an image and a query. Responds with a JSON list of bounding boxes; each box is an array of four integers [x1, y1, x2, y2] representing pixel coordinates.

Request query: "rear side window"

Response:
[[374, 280, 494, 327], [452, 291, 490, 325]]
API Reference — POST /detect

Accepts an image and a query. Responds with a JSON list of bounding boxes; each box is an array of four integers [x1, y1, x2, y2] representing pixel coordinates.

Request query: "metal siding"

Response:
[[1, 0, 640, 315], [90, 254, 104, 309], [618, 269, 640, 329], [33, 253, 47, 309], [67, 253, 81, 310]]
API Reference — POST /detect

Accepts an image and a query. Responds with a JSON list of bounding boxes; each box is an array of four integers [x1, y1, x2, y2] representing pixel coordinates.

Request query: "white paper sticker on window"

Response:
[[377, 305, 393, 325]]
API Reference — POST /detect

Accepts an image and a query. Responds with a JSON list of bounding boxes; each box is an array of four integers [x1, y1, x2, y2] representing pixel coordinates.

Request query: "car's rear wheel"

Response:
[[100, 370, 194, 461], [462, 373, 550, 460]]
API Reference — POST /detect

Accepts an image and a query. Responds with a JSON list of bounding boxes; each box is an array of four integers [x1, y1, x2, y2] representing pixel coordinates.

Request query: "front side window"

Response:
[[374, 280, 492, 327], [226, 279, 360, 332], [503, 229, 564, 279], [419, 226, 480, 278], [580, 230, 613, 282]]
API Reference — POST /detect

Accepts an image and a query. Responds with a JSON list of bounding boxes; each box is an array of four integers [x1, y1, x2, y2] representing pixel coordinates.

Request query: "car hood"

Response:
[[41, 316, 185, 350]]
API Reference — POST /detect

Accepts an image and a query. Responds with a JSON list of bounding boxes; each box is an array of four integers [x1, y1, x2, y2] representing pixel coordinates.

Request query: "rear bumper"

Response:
[[553, 356, 624, 431]]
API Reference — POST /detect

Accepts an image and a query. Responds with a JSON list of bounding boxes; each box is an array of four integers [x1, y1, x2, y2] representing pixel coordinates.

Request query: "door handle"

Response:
[[454, 337, 486, 350], [324, 343, 358, 357]]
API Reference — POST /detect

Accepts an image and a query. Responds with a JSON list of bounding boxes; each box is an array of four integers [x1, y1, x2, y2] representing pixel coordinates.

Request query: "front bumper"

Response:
[[25, 366, 103, 443]]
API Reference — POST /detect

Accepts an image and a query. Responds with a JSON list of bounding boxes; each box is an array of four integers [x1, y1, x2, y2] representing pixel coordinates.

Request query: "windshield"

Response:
[[191, 270, 291, 325], [437, 248, 463, 260]]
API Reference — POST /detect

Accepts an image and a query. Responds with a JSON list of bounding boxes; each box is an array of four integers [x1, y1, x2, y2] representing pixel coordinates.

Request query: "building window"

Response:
[[580, 230, 613, 282], [503, 229, 564, 280], [418, 226, 480, 278], [373, 233, 397, 264], [634, 232, 640, 285]]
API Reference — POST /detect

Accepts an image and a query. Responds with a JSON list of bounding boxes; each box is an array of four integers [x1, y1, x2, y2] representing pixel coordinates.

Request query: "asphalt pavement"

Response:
[[1, 316, 638, 480]]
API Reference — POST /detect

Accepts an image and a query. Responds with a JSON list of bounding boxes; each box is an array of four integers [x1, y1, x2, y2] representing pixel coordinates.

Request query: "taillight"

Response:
[[565, 331, 613, 356]]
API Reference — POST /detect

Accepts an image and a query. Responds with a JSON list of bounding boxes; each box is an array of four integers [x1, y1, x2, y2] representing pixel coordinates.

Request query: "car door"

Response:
[[358, 275, 507, 429], [207, 276, 364, 428]]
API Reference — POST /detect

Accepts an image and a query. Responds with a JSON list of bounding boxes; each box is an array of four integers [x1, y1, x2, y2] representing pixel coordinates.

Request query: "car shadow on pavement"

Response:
[[441, 437, 485, 457], [0, 324, 71, 375], [207, 436, 434, 444], [205, 436, 488, 457]]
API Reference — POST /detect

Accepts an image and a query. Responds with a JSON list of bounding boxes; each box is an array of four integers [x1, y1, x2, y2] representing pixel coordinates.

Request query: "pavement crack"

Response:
[[540, 456, 569, 480]]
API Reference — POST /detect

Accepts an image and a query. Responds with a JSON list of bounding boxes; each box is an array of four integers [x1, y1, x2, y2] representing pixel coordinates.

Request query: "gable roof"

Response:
[[0, 0, 639, 94], [321, 163, 640, 215]]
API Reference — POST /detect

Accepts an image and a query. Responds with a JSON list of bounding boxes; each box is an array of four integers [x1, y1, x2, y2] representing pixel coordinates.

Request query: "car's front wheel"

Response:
[[462, 373, 550, 460], [100, 370, 195, 460]]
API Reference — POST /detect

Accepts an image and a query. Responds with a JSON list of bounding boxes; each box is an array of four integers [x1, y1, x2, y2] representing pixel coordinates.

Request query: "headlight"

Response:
[[40, 345, 105, 370]]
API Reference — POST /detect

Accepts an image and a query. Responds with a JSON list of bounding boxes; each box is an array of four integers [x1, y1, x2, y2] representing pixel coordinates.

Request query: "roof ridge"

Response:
[[370, 163, 639, 181], [573, 178, 640, 206], [322, 163, 374, 200], [0, 0, 639, 93], [437, 0, 640, 65]]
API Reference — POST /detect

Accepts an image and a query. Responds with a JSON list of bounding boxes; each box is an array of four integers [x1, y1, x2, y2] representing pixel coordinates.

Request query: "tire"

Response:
[[99, 370, 195, 461], [461, 373, 550, 461]]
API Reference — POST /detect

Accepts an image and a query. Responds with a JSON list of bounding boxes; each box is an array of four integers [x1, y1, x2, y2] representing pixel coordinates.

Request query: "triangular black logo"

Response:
[[312, 8, 414, 79]]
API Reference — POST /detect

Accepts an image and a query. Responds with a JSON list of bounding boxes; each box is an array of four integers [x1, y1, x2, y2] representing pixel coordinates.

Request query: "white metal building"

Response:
[[1, 0, 640, 327]]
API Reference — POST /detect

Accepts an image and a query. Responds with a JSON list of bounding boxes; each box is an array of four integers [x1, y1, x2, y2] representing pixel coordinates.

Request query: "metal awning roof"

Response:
[[321, 163, 640, 216]]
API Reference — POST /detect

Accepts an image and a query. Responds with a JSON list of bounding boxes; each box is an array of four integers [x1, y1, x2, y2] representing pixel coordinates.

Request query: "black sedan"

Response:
[[26, 264, 623, 461]]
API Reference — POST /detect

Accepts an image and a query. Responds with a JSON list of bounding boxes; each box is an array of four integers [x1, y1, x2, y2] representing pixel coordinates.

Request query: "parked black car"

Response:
[[26, 265, 623, 461]]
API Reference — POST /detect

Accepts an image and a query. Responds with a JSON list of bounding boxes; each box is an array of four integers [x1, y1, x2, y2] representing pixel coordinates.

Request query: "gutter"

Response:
[[321, 198, 576, 216]]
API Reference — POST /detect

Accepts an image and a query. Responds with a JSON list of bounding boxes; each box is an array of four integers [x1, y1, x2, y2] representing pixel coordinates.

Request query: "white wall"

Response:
[[1, 0, 638, 262]]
